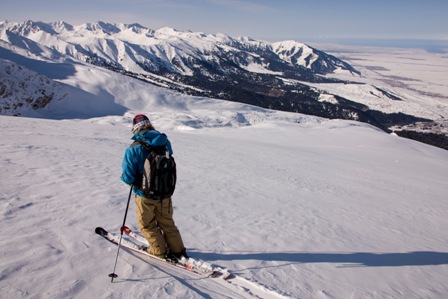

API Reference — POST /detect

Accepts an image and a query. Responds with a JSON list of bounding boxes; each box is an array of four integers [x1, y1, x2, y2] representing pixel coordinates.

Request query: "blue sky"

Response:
[[1, 0, 447, 43]]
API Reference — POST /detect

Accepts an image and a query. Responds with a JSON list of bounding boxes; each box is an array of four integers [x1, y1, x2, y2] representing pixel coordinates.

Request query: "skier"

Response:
[[121, 114, 188, 261]]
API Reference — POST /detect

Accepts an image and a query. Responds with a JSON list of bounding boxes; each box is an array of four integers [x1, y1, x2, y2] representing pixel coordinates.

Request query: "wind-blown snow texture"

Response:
[[1, 55, 448, 298]]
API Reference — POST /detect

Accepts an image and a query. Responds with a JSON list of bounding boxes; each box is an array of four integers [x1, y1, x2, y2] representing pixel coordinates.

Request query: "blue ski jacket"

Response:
[[121, 129, 173, 197]]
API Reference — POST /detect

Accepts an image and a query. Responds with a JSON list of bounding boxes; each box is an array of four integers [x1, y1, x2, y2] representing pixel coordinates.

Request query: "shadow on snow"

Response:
[[193, 251, 448, 268]]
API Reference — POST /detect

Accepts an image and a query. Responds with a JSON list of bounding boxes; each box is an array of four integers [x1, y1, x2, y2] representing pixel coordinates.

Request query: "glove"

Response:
[[132, 174, 143, 189]]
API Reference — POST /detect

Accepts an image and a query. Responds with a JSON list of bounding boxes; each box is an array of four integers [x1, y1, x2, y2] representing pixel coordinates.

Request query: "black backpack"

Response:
[[134, 140, 177, 200]]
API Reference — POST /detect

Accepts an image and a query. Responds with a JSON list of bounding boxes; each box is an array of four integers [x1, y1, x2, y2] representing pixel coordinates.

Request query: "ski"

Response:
[[121, 226, 148, 246], [120, 226, 234, 280], [95, 227, 233, 280]]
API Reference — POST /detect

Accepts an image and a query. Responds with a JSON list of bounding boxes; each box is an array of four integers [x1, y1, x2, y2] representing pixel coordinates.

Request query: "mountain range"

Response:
[[0, 20, 446, 149]]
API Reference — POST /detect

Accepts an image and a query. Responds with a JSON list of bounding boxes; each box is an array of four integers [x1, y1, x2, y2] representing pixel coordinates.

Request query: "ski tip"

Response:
[[95, 227, 107, 236]]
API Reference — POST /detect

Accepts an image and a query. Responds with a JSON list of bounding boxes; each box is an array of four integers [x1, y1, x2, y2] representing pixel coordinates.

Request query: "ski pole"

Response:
[[109, 185, 133, 282]]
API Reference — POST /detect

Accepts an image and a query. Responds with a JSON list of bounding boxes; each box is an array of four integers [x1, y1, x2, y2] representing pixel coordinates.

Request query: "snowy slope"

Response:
[[1, 62, 448, 298], [0, 58, 68, 115]]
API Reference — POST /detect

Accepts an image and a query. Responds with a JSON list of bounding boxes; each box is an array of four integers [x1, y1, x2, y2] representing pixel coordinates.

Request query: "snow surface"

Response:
[[1, 47, 448, 298]]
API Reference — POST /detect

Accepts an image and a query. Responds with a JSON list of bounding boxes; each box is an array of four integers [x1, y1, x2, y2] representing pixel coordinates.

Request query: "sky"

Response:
[[1, 0, 447, 44]]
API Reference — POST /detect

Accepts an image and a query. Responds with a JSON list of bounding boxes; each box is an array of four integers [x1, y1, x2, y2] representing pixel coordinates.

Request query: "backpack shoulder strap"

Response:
[[132, 139, 151, 150]]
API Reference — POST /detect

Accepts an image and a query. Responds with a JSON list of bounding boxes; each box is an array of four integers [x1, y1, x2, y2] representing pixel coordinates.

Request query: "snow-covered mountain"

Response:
[[1, 20, 447, 149], [1, 20, 356, 76], [0, 59, 66, 115]]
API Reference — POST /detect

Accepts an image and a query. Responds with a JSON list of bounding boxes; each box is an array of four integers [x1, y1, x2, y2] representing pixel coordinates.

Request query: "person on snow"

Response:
[[121, 114, 188, 261]]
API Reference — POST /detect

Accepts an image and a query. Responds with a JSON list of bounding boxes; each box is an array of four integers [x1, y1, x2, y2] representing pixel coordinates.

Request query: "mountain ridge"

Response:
[[1, 20, 359, 76]]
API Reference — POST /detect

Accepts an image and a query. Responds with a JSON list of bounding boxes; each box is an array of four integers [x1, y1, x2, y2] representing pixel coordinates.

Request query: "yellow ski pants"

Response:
[[135, 195, 185, 258]]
